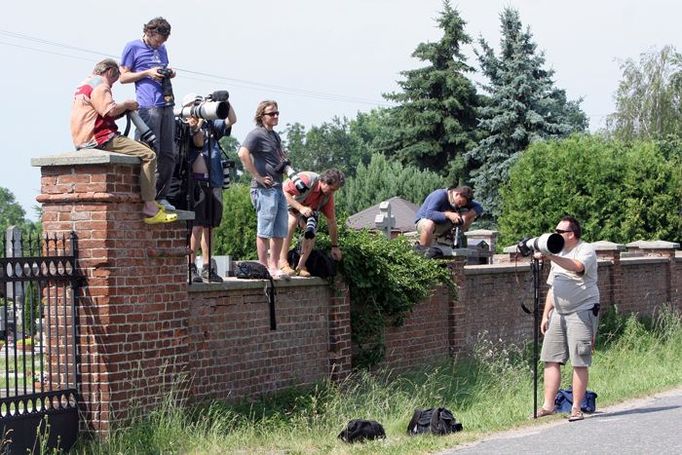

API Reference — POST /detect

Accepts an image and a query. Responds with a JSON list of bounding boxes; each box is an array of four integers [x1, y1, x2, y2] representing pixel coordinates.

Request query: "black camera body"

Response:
[[157, 67, 174, 105], [304, 212, 319, 239]]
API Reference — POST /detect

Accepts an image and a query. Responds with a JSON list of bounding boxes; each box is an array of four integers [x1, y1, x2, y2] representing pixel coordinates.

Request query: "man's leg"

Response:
[[296, 237, 314, 271], [269, 237, 284, 272], [542, 362, 561, 411], [571, 367, 589, 414], [256, 237, 270, 267], [417, 219, 436, 246], [279, 213, 299, 268]]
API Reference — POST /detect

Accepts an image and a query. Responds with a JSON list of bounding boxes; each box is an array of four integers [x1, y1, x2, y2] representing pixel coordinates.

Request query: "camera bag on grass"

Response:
[[407, 407, 463, 435], [287, 248, 336, 279], [337, 419, 386, 443], [554, 387, 598, 413], [235, 261, 277, 330]]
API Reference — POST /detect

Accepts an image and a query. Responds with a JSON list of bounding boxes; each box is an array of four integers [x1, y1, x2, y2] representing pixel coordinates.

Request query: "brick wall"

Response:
[[32, 150, 680, 436], [188, 279, 340, 402]]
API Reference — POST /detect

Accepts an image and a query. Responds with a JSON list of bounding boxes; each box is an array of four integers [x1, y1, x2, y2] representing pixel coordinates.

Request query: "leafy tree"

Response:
[[213, 183, 258, 260], [335, 153, 446, 215], [0, 186, 27, 236], [378, 0, 480, 182], [498, 135, 682, 247], [606, 45, 682, 141], [283, 117, 374, 178], [467, 7, 587, 222]]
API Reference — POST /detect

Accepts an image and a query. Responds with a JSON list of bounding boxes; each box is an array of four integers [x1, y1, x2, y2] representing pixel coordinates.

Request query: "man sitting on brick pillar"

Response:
[[70, 58, 177, 224]]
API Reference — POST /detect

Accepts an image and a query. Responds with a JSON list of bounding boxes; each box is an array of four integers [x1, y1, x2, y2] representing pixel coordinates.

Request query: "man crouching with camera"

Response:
[[279, 169, 345, 277], [179, 93, 236, 283]]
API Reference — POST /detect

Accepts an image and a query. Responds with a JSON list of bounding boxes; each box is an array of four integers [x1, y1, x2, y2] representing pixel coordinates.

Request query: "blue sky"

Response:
[[1, 0, 679, 219]]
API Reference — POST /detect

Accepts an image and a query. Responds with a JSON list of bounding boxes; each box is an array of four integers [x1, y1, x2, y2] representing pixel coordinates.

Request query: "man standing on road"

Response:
[[536, 215, 600, 422]]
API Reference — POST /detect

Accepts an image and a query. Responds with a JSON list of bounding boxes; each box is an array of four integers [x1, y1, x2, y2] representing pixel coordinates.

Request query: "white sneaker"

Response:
[[157, 199, 176, 212]]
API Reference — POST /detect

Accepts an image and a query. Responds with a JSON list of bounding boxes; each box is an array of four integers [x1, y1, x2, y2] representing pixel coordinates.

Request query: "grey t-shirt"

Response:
[[241, 126, 286, 188], [547, 240, 600, 314]]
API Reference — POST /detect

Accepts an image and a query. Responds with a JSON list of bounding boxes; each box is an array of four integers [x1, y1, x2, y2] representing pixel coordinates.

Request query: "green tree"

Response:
[[498, 135, 682, 247], [0, 186, 27, 236], [283, 117, 374, 178], [467, 7, 587, 222], [378, 1, 480, 182], [213, 183, 258, 260], [336, 153, 446, 215], [606, 45, 682, 141]]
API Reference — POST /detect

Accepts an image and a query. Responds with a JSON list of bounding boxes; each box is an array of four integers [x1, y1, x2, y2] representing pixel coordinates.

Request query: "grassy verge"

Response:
[[77, 305, 682, 455]]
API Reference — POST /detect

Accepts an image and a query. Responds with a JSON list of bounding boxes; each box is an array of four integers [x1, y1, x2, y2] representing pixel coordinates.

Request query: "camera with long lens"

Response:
[[304, 211, 319, 239], [157, 67, 175, 106], [176, 91, 231, 121], [273, 160, 308, 192], [127, 110, 158, 149], [517, 233, 564, 257], [221, 159, 236, 189]]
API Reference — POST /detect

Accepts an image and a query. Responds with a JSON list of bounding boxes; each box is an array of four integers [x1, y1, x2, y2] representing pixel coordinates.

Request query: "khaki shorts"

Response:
[[415, 218, 454, 241], [540, 308, 598, 367]]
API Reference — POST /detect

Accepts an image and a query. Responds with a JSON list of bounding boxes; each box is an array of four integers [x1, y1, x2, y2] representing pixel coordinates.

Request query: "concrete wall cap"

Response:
[[31, 149, 140, 167], [626, 240, 680, 250], [465, 229, 498, 237], [591, 241, 626, 251]]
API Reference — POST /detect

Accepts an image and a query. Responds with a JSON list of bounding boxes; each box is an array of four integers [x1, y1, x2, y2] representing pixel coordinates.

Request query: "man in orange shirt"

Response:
[[70, 58, 176, 224], [279, 169, 345, 276]]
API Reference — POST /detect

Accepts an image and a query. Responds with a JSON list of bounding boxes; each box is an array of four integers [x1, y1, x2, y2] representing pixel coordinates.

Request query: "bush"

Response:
[[498, 134, 682, 247], [213, 183, 258, 260], [338, 227, 454, 368]]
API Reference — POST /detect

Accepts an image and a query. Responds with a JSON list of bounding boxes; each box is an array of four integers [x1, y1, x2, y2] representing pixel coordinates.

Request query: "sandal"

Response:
[[568, 410, 584, 422], [144, 209, 178, 224], [530, 407, 555, 419]]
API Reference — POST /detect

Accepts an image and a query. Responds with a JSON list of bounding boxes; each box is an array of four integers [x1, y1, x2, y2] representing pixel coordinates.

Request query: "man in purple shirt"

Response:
[[414, 185, 483, 247], [120, 17, 177, 212]]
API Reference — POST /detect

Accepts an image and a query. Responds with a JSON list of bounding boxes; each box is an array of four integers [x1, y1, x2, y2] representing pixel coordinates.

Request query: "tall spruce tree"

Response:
[[379, 1, 479, 182], [467, 7, 587, 222]]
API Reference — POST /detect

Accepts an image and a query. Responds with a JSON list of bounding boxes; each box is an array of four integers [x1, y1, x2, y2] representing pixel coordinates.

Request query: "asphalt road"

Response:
[[439, 387, 682, 455]]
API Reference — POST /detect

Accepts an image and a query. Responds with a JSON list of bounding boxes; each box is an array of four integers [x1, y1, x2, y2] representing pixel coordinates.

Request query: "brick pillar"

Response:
[[328, 276, 352, 380], [447, 257, 467, 357], [32, 150, 190, 435], [593, 241, 625, 311]]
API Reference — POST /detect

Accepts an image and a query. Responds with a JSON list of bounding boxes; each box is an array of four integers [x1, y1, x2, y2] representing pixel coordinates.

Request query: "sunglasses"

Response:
[[555, 229, 573, 234], [263, 111, 280, 117]]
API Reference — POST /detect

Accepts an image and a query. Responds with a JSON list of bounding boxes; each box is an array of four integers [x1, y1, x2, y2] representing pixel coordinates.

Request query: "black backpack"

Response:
[[407, 407, 463, 436], [337, 419, 386, 443], [234, 261, 276, 330], [287, 248, 336, 279], [235, 261, 271, 279]]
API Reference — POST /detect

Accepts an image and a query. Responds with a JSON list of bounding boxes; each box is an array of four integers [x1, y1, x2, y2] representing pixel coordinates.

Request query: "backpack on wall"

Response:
[[234, 261, 277, 330], [407, 407, 463, 435], [337, 419, 386, 443], [287, 248, 336, 279], [235, 261, 271, 279]]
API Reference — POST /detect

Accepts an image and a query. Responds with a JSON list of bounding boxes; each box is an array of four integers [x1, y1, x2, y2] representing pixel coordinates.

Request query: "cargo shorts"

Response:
[[540, 307, 599, 367]]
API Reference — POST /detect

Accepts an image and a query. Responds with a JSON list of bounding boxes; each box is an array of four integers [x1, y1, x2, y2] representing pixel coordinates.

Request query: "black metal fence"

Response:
[[0, 229, 80, 454]]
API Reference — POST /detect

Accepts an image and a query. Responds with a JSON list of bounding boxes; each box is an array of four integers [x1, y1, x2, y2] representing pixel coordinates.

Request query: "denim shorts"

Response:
[[251, 187, 288, 238]]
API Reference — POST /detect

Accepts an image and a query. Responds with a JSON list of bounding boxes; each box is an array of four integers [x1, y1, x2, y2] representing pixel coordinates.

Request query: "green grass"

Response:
[[75, 304, 682, 455]]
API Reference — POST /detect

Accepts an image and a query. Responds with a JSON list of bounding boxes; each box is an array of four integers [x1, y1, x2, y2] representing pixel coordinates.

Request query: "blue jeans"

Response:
[[138, 106, 176, 199], [251, 187, 288, 238]]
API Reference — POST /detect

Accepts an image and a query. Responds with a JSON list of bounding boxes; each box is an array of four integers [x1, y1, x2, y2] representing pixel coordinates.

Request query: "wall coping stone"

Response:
[[188, 276, 328, 292], [620, 256, 671, 265], [626, 240, 680, 250], [31, 149, 140, 167]]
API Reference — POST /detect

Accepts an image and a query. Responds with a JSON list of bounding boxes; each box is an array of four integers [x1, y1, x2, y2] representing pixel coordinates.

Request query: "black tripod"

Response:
[[521, 256, 543, 419]]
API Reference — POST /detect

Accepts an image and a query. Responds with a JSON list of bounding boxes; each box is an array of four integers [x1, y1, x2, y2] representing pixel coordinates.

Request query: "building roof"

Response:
[[345, 196, 420, 232]]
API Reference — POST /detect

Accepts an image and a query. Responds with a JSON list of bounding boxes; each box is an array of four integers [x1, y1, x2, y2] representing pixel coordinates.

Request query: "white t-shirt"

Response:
[[547, 240, 600, 314]]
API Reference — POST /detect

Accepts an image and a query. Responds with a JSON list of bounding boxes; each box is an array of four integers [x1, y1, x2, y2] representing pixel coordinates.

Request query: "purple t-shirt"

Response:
[[121, 39, 170, 108]]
